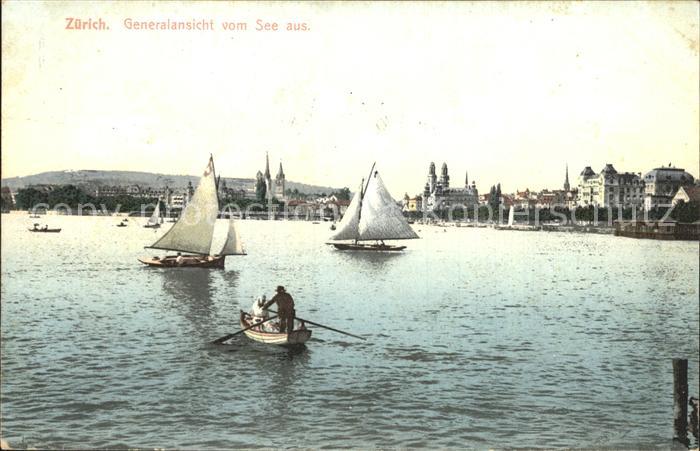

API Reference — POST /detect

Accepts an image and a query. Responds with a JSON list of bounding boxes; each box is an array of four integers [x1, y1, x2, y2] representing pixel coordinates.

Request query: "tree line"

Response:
[[10, 184, 356, 213], [12, 185, 158, 212]]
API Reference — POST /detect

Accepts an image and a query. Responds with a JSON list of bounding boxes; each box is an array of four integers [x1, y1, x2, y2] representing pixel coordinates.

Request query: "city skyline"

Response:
[[2, 1, 698, 197]]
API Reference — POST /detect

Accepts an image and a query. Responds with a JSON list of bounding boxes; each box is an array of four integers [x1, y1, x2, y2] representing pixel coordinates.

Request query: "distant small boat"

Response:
[[28, 227, 61, 233], [116, 222, 127, 227], [143, 201, 163, 229], [330, 224, 336, 231], [327, 163, 418, 251], [29, 215, 41, 219], [239, 310, 311, 346], [312, 221, 320, 224]]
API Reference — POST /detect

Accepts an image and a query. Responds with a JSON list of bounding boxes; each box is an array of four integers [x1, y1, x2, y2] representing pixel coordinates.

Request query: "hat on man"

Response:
[[276, 285, 285, 293]]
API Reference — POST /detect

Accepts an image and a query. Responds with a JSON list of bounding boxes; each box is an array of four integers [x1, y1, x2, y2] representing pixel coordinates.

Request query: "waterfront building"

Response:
[[565, 189, 578, 209], [93, 183, 193, 211], [536, 189, 568, 209], [576, 164, 645, 208], [671, 185, 700, 206], [513, 189, 536, 209], [422, 162, 478, 212], [643, 164, 695, 209], [96, 184, 171, 199], [218, 179, 254, 201], [402, 194, 422, 212], [256, 153, 286, 201]]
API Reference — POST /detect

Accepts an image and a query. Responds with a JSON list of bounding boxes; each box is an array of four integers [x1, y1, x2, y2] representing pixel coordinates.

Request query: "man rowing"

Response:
[[263, 286, 295, 333]]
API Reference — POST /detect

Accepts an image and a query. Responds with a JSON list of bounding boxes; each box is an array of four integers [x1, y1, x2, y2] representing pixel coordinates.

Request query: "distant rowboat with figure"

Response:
[[28, 225, 61, 233], [138, 155, 246, 268], [327, 163, 418, 251]]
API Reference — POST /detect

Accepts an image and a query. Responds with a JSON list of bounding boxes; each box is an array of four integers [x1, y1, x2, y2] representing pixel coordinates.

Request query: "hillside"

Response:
[[1, 170, 342, 195]]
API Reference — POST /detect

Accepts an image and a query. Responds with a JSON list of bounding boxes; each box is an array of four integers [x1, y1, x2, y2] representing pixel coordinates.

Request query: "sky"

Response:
[[2, 1, 698, 196]]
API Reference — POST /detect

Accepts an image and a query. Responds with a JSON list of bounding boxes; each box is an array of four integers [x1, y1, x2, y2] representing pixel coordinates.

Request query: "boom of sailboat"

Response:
[[138, 155, 246, 268], [327, 163, 419, 251]]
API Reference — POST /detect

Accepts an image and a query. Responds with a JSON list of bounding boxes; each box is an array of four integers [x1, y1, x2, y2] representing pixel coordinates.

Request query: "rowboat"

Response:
[[28, 227, 61, 233], [239, 310, 311, 346]]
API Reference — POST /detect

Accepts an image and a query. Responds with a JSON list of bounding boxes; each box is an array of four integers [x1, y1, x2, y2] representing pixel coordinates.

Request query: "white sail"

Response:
[[219, 218, 245, 256], [508, 206, 514, 226], [358, 170, 419, 241], [147, 201, 161, 225], [149, 157, 219, 254], [328, 181, 363, 241]]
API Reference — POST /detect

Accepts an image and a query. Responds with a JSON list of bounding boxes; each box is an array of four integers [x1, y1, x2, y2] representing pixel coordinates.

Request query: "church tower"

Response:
[[465, 171, 469, 187], [264, 152, 273, 200], [564, 163, 570, 192], [440, 163, 450, 188], [427, 162, 437, 194], [275, 161, 286, 201]]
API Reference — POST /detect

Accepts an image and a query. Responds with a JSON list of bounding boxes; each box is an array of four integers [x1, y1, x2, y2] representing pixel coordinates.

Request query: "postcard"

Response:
[[1, 1, 698, 449]]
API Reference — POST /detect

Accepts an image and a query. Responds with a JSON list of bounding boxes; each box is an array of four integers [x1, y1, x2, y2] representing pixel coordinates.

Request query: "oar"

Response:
[[210, 315, 278, 344], [267, 309, 365, 341]]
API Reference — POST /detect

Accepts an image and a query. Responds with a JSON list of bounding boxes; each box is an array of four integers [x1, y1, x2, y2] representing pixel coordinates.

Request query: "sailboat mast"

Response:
[[210, 154, 221, 207], [355, 162, 376, 243]]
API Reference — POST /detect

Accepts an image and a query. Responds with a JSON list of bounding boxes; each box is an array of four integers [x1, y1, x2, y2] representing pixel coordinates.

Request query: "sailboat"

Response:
[[327, 163, 419, 251], [138, 156, 246, 268], [144, 199, 163, 228]]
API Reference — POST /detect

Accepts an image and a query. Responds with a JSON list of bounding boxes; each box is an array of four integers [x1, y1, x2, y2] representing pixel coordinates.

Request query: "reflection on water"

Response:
[[0, 215, 698, 449], [159, 269, 241, 338], [335, 248, 405, 267], [160, 268, 215, 301]]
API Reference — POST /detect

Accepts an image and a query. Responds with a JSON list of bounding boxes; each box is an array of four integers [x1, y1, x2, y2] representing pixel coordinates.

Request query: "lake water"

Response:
[[1, 213, 698, 449]]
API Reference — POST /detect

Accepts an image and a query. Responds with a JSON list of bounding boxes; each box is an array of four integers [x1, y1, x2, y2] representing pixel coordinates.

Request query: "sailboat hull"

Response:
[[143, 224, 161, 229], [138, 255, 226, 268], [328, 242, 406, 251]]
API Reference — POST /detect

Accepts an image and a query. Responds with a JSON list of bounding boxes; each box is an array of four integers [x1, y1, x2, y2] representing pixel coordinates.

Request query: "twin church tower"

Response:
[[256, 152, 286, 201]]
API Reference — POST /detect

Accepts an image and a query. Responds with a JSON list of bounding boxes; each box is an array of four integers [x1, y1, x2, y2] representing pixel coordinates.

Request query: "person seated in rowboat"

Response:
[[250, 295, 269, 323], [263, 286, 295, 334], [42, 225, 48, 231], [176, 252, 184, 265], [33, 224, 39, 230]]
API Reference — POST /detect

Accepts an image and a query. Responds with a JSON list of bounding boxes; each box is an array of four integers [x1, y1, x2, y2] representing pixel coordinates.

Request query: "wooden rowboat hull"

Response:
[[328, 242, 406, 251], [143, 224, 161, 229], [239, 311, 311, 346], [138, 255, 226, 268], [28, 228, 61, 233]]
